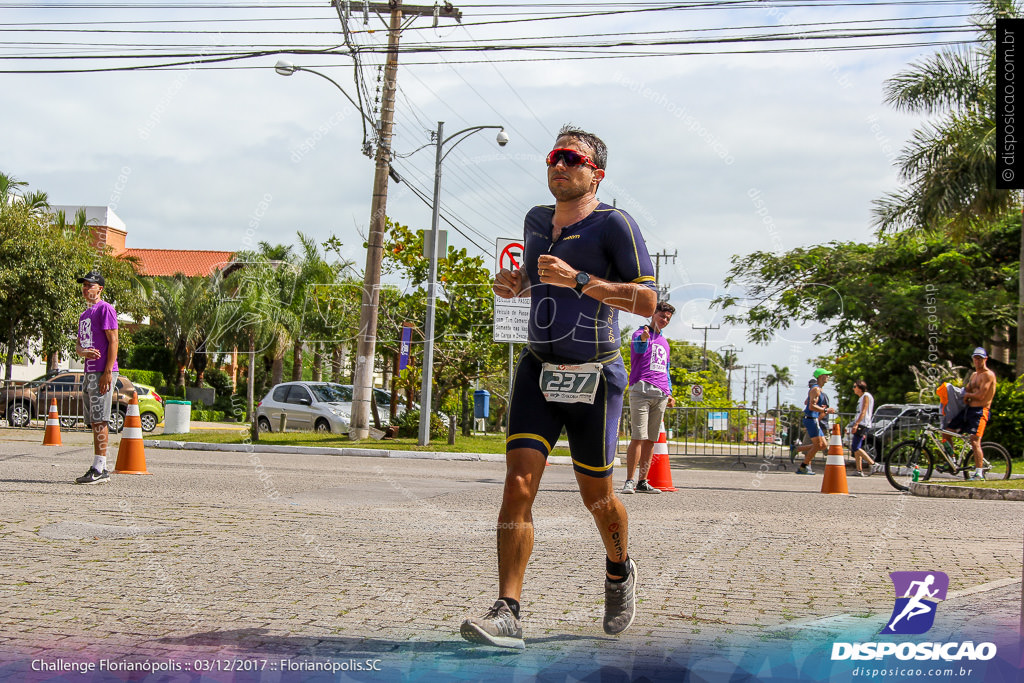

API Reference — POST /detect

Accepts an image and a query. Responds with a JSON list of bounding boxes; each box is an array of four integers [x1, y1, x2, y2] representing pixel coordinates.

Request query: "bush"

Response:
[[392, 409, 449, 440], [204, 367, 233, 396], [129, 344, 174, 381], [120, 368, 164, 388], [191, 408, 226, 422], [988, 380, 1024, 461]]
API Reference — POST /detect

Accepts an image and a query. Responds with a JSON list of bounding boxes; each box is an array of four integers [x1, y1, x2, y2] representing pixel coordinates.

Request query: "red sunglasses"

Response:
[[546, 148, 599, 170]]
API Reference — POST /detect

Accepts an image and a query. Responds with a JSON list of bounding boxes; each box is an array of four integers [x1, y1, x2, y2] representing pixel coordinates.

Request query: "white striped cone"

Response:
[[646, 422, 677, 491], [42, 398, 61, 446], [821, 423, 848, 494], [113, 392, 151, 474]]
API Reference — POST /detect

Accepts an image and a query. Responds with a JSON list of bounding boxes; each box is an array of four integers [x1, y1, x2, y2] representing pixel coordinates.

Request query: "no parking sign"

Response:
[[494, 238, 529, 342], [691, 384, 704, 402]]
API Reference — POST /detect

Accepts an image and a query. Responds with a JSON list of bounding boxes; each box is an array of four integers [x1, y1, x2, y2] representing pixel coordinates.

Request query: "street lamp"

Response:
[[418, 121, 508, 446]]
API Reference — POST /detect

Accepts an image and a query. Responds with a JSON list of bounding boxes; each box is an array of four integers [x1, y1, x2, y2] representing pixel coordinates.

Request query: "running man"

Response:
[[888, 574, 939, 631], [949, 347, 998, 480], [462, 125, 657, 649], [796, 368, 835, 475], [74, 270, 119, 485]]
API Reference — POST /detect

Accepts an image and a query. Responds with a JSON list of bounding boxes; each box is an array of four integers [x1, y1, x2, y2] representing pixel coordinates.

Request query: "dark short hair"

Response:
[[655, 301, 675, 314], [556, 124, 608, 170], [854, 380, 868, 391]]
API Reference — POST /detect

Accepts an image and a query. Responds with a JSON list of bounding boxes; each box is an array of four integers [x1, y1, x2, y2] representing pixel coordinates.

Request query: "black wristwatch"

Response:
[[574, 271, 590, 293]]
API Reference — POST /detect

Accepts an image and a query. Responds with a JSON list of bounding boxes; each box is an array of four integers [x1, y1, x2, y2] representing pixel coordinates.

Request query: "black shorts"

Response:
[[506, 350, 627, 478]]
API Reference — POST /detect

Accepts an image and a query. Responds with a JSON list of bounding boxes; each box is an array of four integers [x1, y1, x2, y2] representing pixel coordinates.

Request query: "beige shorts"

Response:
[[629, 382, 669, 441]]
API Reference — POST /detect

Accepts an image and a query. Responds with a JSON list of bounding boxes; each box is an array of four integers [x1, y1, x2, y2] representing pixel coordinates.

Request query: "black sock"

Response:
[[499, 597, 520, 619], [606, 556, 631, 583]]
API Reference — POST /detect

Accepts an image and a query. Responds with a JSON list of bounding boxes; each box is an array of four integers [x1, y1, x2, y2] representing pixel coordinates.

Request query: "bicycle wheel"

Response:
[[884, 440, 935, 492], [962, 442, 1012, 481]]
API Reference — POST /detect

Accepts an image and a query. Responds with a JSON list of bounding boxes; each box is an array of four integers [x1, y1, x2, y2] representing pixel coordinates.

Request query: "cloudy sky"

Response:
[[0, 0, 980, 407]]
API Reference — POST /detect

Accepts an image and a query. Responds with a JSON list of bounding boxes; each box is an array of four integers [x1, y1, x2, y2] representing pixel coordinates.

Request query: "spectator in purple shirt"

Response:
[[74, 270, 119, 485], [623, 301, 675, 494]]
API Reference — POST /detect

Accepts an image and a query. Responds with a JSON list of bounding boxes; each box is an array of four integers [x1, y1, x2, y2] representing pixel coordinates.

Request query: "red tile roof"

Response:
[[122, 249, 235, 277]]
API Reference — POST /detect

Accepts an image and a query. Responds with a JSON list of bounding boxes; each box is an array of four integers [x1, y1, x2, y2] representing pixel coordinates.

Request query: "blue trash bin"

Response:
[[473, 390, 490, 420]]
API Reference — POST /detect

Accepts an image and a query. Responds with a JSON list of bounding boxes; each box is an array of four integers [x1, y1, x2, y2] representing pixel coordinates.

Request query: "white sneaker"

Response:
[[621, 479, 636, 494]]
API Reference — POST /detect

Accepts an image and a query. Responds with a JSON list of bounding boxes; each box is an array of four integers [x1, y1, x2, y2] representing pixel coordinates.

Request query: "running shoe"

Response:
[[460, 599, 525, 649], [796, 465, 815, 475], [75, 468, 110, 485], [635, 480, 662, 494], [621, 479, 636, 495], [970, 471, 986, 481], [603, 558, 637, 635]]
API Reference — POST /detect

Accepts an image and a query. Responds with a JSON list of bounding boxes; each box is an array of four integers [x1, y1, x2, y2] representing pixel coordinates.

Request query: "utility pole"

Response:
[[652, 249, 677, 301], [337, 0, 462, 439], [691, 323, 720, 371], [719, 344, 742, 403]]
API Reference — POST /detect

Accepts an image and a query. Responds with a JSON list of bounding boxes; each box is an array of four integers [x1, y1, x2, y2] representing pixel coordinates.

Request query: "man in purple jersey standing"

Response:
[[623, 301, 675, 494], [74, 270, 119, 485]]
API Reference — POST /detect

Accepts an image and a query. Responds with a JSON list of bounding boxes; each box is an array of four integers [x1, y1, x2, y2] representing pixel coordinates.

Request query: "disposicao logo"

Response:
[[882, 570, 948, 635], [831, 570, 997, 663]]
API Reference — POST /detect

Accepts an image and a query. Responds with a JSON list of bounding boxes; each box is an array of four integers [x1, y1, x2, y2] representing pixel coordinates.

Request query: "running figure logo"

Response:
[[881, 571, 949, 635]]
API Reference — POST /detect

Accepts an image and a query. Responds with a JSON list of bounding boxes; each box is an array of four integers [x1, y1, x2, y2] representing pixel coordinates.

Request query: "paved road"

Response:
[[0, 441, 1021, 682]]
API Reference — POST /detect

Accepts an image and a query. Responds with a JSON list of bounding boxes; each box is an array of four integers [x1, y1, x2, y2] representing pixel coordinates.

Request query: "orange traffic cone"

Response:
[[820, 422, 849, 495], [113, 392, 151, 475], [646, 422, 677, 492], [42, 398, 61, 446]]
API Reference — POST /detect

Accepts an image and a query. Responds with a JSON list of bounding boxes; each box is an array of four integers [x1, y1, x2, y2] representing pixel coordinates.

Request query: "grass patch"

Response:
[[149, 430, 533, 455], [929, 478, 1024, 490]]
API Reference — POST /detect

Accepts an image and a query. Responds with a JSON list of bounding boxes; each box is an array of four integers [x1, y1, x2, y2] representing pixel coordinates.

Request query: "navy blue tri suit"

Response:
[[506, 202, 657, 478]]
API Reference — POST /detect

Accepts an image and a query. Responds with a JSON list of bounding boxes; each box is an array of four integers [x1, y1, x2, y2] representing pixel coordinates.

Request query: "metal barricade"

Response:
[[0, 378, 88, 430], [620, 404, 783, 467]]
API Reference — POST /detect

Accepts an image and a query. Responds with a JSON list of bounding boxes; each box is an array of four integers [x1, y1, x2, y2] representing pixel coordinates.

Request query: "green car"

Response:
[[131, 381, 165, 432]]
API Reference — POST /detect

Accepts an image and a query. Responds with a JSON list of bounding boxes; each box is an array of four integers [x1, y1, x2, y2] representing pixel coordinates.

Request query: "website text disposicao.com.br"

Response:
[[851, 665, 979, 679]]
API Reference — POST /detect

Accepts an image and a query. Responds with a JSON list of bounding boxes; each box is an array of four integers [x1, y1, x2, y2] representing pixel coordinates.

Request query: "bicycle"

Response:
[[884, 423, 1012, 492]]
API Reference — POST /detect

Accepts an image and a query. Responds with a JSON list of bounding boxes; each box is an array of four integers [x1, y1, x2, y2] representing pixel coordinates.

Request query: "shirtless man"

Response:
[[954, 347, 998, 479]]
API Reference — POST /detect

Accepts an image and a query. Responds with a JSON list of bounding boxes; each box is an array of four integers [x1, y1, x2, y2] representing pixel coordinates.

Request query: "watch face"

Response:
[[576, 272, 589, 285]]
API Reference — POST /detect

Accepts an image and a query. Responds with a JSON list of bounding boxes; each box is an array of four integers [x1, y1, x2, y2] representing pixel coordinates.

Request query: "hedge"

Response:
[[119, 368, 165, 388]]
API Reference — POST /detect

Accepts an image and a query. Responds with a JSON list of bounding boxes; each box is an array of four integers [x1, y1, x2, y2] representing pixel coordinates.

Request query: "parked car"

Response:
[[867, 403, 941, 457], [256, 382, 353, 433], [0, 370, 139, 433], [131, 381, 165, 432]]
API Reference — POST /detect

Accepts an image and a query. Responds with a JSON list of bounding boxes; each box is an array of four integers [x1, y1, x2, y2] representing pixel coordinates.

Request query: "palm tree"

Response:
[[873, 0, 1023, 375], [721, 349, 741, 402], [764, 364, 792, 417]]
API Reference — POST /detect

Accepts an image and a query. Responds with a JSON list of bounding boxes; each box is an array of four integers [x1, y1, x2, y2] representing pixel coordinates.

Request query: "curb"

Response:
[[909, 481, 1024, 502], [142, 441, 623, 466], [144, 439, 508, 462]]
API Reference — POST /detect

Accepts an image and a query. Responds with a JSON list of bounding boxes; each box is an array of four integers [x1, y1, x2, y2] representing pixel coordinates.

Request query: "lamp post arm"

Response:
[[295, 66, 378, 132], [440, 125, 505, 164]]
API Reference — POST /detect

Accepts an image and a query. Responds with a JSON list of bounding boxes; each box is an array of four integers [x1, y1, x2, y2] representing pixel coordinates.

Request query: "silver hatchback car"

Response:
[[256, 382, 353, 433]]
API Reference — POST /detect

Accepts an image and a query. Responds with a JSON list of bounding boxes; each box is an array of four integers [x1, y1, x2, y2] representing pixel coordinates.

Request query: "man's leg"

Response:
[[497, 448, 548, 602], [636, 440, 656, 480], [625, 439, 642, 482], [971, 434, 984, 470], [461, 447, 546, 649], [576, 470, 628, 571], [576, 470, 637, 635]]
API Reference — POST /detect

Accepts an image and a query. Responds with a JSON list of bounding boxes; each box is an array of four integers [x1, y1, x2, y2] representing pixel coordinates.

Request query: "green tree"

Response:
[[873, 0, 1023, 375], [0, 174, 94, 378], [715, 221, 1018, 408], [383, 221, 505, 435]]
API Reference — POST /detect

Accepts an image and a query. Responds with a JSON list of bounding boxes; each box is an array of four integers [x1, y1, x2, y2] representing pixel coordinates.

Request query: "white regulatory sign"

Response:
[[691, 384, 704, 402], [494, 237, 529, 343]]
